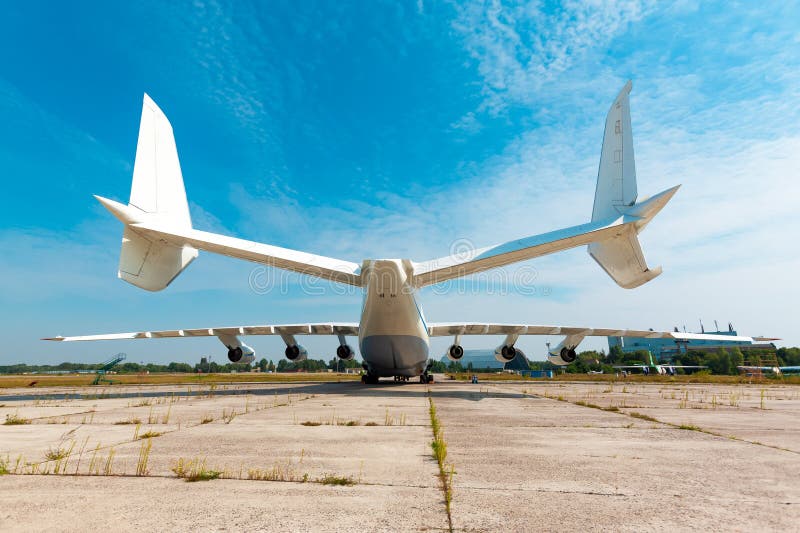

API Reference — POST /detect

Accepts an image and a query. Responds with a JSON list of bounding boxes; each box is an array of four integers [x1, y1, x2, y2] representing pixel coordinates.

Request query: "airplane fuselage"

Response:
[[358, 259, 430, 377]]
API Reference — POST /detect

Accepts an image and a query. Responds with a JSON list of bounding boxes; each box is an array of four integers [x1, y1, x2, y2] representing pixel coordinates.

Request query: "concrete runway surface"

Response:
[[1, 379, 798, 532]]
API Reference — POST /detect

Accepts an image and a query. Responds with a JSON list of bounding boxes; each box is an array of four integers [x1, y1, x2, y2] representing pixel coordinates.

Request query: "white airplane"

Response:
[[45, 81, 746, 383], [737, 365, 800, 375]]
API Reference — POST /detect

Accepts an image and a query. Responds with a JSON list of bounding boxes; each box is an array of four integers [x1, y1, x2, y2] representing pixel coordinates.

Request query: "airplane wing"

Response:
[[427, 322, 750, 365], [44, 323, 360, 342], [611, 364, 706, 369], [426, 322, 748, 341]]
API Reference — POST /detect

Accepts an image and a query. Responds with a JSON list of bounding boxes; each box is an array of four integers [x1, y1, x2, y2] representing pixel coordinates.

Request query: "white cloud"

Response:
[[451, 0, 655, 114]]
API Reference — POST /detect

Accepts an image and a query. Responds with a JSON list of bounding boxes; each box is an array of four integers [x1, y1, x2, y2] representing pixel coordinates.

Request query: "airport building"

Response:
[[608, 322, 778, 362], [438, 349, 531, 371]]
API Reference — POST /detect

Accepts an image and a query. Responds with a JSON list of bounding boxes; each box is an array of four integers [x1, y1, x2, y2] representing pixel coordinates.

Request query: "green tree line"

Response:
[[0, 356, 363, 375], [4, 346, 795, 376]]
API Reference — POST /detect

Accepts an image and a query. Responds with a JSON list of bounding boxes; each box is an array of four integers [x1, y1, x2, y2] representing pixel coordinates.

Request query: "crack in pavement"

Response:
[[503, 386, 800, 456]]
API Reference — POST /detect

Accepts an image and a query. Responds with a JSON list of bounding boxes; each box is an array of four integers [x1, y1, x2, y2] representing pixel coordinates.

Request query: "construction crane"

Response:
[[92, 353, 127, 385]]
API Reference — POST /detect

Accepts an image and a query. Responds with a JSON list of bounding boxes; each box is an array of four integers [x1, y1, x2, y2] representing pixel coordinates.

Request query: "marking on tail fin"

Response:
[[592, 80, 637, 222]]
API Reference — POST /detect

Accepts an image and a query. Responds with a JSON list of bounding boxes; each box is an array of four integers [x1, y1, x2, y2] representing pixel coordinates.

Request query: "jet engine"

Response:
[[494, 344, 517, 363], [336, 344, 355, 361], [285, 344, 308, 362], [445, 344, 464, 362], [547, 346, 577, 365], [227, 345, 255, 364], [217, 334, 255, 364], [546, 333, 585, 366]]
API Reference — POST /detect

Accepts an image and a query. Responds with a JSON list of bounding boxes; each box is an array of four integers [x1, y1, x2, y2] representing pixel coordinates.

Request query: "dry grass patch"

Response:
[[4, 414, 31, 425], [172, 458, 221, 482], [628, 412, 659, 423], [114, 417, 142, 425], [319, 474, 356, 486]]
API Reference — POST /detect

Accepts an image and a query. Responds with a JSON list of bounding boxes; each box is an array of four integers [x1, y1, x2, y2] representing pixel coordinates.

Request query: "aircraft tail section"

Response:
[[588, 81, 679, 289], [129, 94, 193, 228], [99, 94, 198, 291], [592, 80, 637, 222], [94, 94, 362, 290]]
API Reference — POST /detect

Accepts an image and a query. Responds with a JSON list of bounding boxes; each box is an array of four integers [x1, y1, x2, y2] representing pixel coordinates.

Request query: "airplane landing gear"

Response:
[[361, 374, 379, 384], [419, 373, 434, 384]]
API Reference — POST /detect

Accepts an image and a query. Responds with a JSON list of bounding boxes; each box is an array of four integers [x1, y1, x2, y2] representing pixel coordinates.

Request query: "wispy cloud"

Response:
[[452, 0, 655, 114]]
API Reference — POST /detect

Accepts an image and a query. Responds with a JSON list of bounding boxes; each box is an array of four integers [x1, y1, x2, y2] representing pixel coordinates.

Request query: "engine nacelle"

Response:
[[227, 345, 255, 364], [285, 344, 308, 362], [446, 344, 464, 362], [336, 344, 355, 361], [218, 334, 255, 364], [494, 344, 517, 363], [547, 347, 577, 366], [546, 333, 585, 365]]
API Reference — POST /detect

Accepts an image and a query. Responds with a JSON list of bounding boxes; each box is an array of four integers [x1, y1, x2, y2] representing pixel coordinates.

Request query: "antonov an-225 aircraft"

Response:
[[46, 81, 745, 383]]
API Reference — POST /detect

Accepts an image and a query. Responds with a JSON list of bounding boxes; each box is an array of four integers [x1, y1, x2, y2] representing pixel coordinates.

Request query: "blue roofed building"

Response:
[[608, 322, 778, 363]]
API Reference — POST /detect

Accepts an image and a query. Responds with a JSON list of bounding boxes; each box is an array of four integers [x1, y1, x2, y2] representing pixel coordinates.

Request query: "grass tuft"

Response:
[[172, 458, 222, 482], [428, 395, 454, 533], [44, 446, 70, 461], [4, 414, 31, 425], [319, 474, 356, 486], [245, 461, 299, 482], [222, 408, 237, 424], [301, 421, 322, 426], [114, 417, 142, 425], [138, 430, 163, 439], [136, 438, 152, 476], [628, 412, 659, 423]]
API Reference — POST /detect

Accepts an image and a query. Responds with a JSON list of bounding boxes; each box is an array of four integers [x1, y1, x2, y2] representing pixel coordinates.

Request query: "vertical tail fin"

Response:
[[592, 80, 637, 222], [129, 94, 192, 228], [98, 94, 198, 291], [588, 81, 679, 289]]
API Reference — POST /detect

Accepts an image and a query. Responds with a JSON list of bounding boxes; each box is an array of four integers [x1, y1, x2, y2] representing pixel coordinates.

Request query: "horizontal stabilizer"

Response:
[[588, 228, 660, 289], [588, 185, 679, 289], [119, 226, 198, 291], [103, 94, 197, 291]]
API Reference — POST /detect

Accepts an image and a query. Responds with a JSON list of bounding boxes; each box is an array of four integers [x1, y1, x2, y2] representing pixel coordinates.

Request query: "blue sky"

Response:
[[1, 1, 799, 365]]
